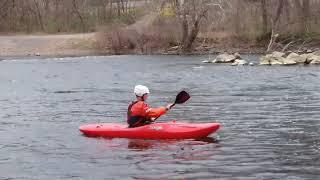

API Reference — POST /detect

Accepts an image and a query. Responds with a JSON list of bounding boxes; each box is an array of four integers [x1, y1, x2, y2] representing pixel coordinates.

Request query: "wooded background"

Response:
[[1, 0, 319, 53]]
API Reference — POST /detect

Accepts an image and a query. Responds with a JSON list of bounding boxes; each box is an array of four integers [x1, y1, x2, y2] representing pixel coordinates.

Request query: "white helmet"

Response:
[[134, 85, 150, 97]]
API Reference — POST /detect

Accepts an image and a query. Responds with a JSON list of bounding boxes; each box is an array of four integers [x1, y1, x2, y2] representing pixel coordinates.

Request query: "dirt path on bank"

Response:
[[0, 33, 98, 58]]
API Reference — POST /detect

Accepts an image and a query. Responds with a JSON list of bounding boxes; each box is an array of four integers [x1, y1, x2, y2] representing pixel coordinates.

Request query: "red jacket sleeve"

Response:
[[146, 107, 167, 118], [131, 101, 167, 118]]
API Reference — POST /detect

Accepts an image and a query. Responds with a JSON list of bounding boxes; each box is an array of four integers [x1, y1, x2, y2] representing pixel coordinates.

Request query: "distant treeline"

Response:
[[0, 0, 144, 33]]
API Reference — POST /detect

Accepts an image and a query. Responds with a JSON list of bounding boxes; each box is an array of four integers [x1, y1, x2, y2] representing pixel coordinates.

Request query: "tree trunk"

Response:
[[72, 0, 85, 31], [10, 0, 15, 31], [234, 0, 242, 34], [117, 0, 121, 17], [181, 13, 188, 50], [302, 0, 310, 33], [183, 17, 200, 51], [284, 0, 290, 24], [44, 0, 50, 13], [261, 0, 268, 33], [33, 0, 45, 31], [294, 0, 310, 33], [273, 0, 284, 28], [109, 0, 113, 18], [120, 0, 125, 13], [177, 0, 208, 53], [54, 0, 60, 32]]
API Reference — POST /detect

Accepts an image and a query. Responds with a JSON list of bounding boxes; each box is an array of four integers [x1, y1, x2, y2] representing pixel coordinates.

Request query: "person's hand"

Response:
[[166, 103, 174, 110]]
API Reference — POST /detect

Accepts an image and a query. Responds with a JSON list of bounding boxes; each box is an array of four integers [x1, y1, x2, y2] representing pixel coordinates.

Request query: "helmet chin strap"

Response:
[[136, 95, 145, 101], [142, 93, 147, 101]]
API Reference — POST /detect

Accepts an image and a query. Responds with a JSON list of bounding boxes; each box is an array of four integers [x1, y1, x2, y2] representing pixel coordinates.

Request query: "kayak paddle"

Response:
[[153, 91, 190, 121], [170, 90, 190, 108]]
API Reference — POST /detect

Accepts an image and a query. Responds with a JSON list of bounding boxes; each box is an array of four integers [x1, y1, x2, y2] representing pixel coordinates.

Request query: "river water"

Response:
[[0, 55, 319, 179]]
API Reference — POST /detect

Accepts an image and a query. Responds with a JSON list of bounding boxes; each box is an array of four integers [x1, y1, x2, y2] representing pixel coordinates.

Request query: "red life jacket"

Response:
[[127, 100, 167, 128]]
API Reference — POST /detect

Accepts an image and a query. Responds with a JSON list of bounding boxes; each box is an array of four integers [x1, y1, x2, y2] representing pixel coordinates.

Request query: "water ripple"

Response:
[[0, 55, 319, 179]]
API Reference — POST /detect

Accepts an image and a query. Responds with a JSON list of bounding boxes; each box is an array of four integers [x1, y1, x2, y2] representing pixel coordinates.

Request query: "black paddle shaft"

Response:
[[153, 91, 190, 121]]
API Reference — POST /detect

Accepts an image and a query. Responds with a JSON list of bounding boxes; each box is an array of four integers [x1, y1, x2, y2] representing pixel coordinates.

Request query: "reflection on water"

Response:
[[126, 137, 219, 151], [0, 55, 320, 179]]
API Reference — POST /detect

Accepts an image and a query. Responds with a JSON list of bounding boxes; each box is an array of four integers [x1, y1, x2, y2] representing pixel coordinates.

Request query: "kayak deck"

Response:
[[79, 121, 220, 139]]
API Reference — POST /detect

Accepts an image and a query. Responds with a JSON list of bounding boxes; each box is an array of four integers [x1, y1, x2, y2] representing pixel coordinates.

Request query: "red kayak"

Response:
[[79, 121, 220, 139]]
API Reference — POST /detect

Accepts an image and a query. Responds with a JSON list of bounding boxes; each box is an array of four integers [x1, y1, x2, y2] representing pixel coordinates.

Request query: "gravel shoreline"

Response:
[[0, 33, 98, 59]]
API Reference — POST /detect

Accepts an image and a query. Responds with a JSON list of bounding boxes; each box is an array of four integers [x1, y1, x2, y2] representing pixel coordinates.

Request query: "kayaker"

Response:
[[127, 85, 172, 128]]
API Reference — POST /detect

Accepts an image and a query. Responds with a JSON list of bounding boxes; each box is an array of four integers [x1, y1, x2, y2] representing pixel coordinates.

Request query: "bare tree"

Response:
[[173, 0, 214, 53], [294, 0, 311, 33], [33, 0, 45, 31], [265, 0, 285, 52], [261, 0, 268, 33], [274, 0, 284, 25], [72, 0, 85, 31]]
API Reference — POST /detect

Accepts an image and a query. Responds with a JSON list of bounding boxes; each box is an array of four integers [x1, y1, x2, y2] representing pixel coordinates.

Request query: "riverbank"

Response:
[[0, 33, 100, 59], [0, 33, 319, 59]]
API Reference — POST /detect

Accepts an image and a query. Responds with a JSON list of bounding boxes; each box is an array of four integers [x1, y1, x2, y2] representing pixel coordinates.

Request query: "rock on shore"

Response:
[[259, 51, 320, 65], [202, 52, 249, 66]]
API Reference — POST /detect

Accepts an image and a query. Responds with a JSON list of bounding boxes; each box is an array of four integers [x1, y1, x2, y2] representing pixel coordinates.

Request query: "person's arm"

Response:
[[144, 103, 173, 118], [146, 107, 167, 118]]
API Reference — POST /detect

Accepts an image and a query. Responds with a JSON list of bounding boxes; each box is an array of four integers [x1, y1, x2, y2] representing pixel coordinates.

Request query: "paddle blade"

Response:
[[174, 91, 190, 104]]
